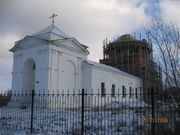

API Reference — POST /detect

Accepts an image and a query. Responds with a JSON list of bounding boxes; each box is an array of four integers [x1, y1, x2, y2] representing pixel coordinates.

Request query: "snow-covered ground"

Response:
[[1, 99, 178, 135]]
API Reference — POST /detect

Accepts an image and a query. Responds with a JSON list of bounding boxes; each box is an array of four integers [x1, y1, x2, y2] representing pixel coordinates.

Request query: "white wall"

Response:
[[82, 63, 92, 91], [82, 62, 143, 95], [11, 44, 50, 94], [47, 41, 88, 94], [82, 62, 143, 107]]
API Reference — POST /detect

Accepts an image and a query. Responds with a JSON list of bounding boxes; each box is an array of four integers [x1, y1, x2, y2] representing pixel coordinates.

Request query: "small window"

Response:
[[129, 87, 132, 97], [111, 84, 115, 97], [122, 85, 126, 97], [135, 88, 138, 98], [101, 82, 105, 97]]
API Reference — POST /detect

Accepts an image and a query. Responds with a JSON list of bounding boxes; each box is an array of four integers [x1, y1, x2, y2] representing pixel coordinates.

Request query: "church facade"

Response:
[[10, 24, 143, 106]]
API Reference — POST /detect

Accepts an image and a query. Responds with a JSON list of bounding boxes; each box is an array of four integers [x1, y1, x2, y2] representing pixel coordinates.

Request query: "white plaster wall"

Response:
[[11, 39, 88, 96], [11, 44, 50, 94], [82, 63, 92, 91], [47, 42, 87, 94], [81, 63, 143, 107], [91, 66, 143, 95], [46, 43, 88, 108]]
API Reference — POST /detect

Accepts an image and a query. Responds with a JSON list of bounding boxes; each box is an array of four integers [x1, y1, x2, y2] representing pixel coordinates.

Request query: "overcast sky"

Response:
[[0, 0, 180, 90]]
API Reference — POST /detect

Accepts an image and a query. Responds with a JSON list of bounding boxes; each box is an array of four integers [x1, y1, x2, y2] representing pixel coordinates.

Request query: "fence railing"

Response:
[[0, 88, 179, 135]]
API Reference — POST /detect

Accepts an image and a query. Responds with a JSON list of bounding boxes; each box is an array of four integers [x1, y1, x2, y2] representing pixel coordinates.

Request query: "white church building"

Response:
[[10, 23, 143, 106]]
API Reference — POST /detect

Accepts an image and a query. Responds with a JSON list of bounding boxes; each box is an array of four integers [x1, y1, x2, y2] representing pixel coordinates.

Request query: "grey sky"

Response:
[[0, 0, 180, 89]]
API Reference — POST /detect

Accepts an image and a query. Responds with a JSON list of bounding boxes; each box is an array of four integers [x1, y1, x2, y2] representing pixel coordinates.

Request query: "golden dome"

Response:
[[117, 34, 135, 41]]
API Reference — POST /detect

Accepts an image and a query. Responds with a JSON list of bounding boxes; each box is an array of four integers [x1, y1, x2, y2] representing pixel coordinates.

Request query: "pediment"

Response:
[[10, 25, 89, 54], [10, 36, 47, 52], [52, 38, 89, 55]]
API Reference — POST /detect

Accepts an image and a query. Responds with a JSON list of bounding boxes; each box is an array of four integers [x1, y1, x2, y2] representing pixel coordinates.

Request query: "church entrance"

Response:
[[22, 59, 36, 105]]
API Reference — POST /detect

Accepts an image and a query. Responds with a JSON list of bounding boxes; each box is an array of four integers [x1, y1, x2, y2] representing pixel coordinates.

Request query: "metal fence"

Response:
[[0, 88, 179, 135]]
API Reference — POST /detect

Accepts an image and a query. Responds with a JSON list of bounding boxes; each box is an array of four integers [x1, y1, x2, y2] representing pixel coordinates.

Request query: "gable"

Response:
[[52, 38, 89, 55], [10, 25, 89, 55], [10, 36, 48, 52]]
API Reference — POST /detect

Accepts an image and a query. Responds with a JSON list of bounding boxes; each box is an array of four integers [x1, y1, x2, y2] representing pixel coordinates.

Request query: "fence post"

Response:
[[30, 89, 35, 134], [151, 87, 155, 135], [81, 89, 84, 135]]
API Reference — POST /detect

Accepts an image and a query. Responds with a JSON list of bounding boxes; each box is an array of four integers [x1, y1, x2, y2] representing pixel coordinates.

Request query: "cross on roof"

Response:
[[49, 13, 58, 25]]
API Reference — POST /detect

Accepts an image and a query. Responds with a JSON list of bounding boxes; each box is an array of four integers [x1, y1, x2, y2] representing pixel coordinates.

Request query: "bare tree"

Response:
[[146, 17, 180, 135], [146, 17, 180, 89]]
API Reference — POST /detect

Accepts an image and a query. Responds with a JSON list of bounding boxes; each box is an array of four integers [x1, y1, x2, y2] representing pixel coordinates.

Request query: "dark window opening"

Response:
[[101, 82, 105, 97], [129, 87, 132, 98], [111, 84, 115, 97], [135, 88, 138, 98], [122, 85, 126, 97]]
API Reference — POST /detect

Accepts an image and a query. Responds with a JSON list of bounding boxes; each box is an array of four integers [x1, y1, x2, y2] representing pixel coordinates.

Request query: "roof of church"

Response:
[[32, 24, 71, 40], [10, 24, 89, 53]]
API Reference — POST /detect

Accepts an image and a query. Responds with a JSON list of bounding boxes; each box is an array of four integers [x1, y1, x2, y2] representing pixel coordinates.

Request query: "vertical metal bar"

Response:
[[81, 89, 84, 135], [30, 89, 35, 133], [151, 87, 155, 135]]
